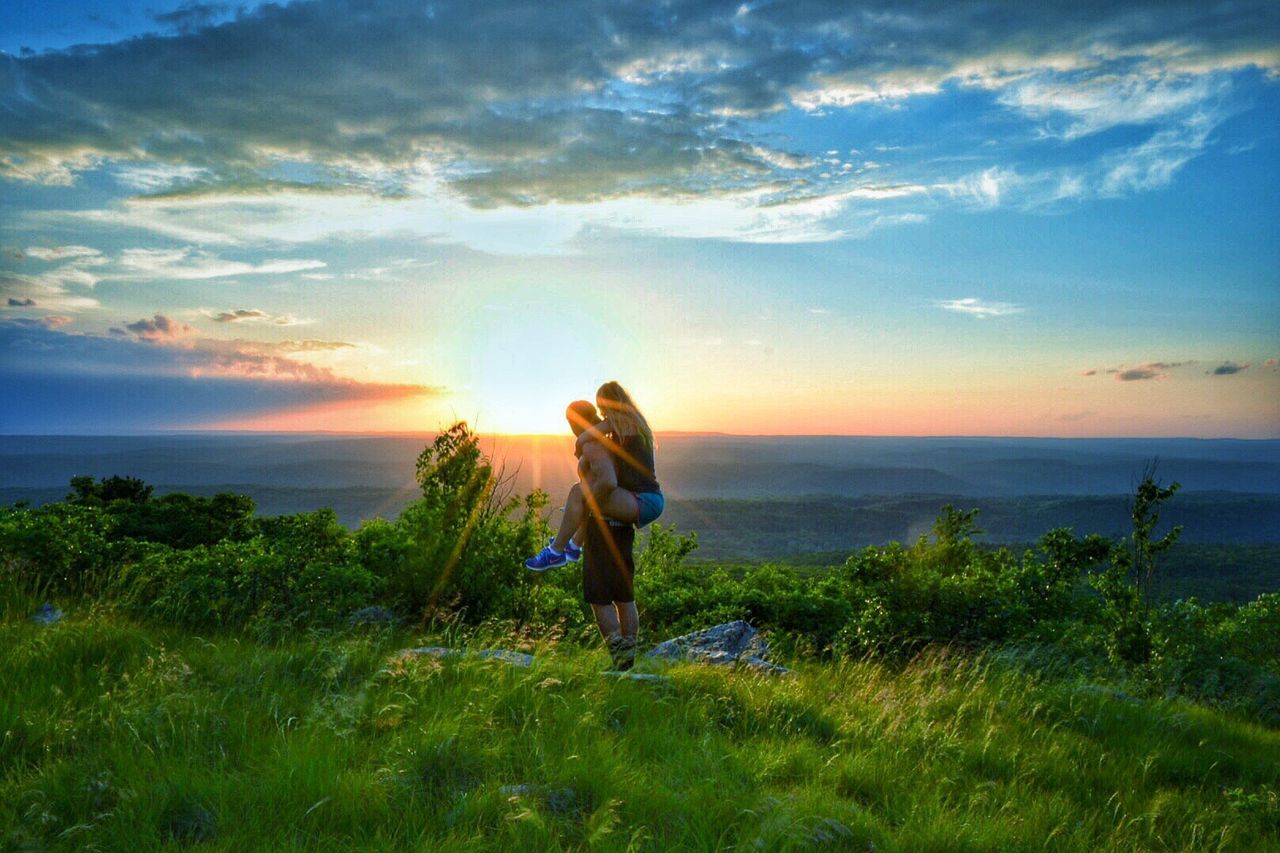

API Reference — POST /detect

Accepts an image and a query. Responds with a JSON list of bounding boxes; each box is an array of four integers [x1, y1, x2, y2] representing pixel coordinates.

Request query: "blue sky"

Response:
[[1, 0, 1277, 436]]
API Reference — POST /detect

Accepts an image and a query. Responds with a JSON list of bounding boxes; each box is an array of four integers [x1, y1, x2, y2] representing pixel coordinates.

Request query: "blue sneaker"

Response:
[[563, 539, 582, 562], [524, 546, 568, 572]]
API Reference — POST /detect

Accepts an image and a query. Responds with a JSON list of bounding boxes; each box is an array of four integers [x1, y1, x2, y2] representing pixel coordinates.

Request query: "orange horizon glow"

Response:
[[201, 406, 1280, 440], [199, 362, 1280, 440]]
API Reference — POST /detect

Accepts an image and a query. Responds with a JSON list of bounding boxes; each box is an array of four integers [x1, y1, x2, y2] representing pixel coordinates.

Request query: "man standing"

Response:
[[526, 399, 641, 671]]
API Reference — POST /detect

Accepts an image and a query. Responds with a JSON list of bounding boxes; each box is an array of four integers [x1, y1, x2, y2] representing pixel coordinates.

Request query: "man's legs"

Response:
[[616, 600, 638, 641], [590, 602, 621, 639], [612, 600, 638, 671], [591, 601, 637, 671]]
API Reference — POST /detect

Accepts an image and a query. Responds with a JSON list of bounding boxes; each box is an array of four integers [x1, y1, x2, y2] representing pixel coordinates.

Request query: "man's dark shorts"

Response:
[[583, 517, 636, 605]]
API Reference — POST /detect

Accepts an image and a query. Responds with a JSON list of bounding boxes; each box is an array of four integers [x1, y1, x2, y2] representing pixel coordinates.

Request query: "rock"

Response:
[[348, 606, 399, 627], [500, 784, 534, 797], [645, 620, 789, 674], [473, 649, 535, 667], [401, 647, 534, 667], [30, 604, 63, 625], [739, 657, 791, 676], [163, 803, 216, 843], [403, 646, 460, 660], [602, 671, 671, 683], [500, 785, 583, 817]]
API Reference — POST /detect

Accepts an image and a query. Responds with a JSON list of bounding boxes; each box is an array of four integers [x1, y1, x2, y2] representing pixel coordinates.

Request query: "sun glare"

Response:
[[462, 305, 611, 435]]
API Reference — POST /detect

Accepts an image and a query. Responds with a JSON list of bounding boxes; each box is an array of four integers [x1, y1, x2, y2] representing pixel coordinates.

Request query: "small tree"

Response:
[[67, 474, 153, 505], [1130, 462, 1182, 608], [396, 422, 545, 623], [1091, 462, 1183, 665]]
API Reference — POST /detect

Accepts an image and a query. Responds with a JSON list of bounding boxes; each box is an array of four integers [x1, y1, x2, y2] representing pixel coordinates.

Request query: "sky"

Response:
[[1, 0, 1278, 437]]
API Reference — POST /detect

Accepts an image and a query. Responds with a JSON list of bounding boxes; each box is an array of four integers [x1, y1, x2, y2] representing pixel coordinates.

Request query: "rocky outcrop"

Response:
[[397, 620, 788, 676], [645, 620, 789, 675]]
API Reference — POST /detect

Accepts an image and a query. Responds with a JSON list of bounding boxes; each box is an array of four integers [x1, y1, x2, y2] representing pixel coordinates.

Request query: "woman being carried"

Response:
[[525, 381, 664, 670], [526, 381, 664, 565]]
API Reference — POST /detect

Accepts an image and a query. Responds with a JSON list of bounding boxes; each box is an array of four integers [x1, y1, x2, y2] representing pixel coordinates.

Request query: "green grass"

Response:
[[2, 605, 1278, 850]]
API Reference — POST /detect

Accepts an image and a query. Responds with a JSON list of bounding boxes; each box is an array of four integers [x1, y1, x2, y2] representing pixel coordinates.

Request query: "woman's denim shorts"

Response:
[[633, 490, 664, 527]]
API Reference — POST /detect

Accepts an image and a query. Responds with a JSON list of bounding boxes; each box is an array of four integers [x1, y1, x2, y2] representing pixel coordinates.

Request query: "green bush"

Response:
[[0, 502, 115, 596], [363, 423, 549, 623], [109, 510, 380, 628]]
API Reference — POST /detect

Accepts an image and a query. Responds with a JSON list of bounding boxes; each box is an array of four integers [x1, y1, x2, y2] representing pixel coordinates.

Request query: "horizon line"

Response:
[[3, 430, 1278, 442]]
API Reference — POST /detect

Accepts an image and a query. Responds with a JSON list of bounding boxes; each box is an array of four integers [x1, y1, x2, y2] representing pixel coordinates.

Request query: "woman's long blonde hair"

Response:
[[596, 381, 654, 450]]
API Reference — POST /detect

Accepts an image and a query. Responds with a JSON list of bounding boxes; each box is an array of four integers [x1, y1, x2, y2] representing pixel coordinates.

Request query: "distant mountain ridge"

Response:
[[3, 434, 1278, 498]]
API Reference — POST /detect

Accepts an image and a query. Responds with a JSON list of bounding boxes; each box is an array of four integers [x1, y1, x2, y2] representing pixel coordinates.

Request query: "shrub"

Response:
[[110, 511, 380, 628], [373, 423, 548, 623], [0, 502, 116, 596]]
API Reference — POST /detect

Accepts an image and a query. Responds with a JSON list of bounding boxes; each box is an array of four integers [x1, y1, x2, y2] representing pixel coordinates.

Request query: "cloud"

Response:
[[1115, 366, 1163, 381], [1, 245, 330, 319], [937, 297, 1024, 319], [935, 168, 1021, 208], [0, 319, 441, 431], [998, 69, 1224, 140], [151, 3, 232, 34], [1098, 111, 1219, 196], [1079, 368, 1098, 376], [1208, 361, 1249, 375], [23, 246, 102, 262], [0, 245, 108, 313], [123, 314, 195, 343], [1266, 358, 1278, 369], [113, 164, 212, 192], [1, 0, 1273, 217], [1109, 360, 1193, 381], [110, 317, 360, 378], [207, 308, 312, 326], [117, 248, 325, 280], [3, 314, 75, 329]]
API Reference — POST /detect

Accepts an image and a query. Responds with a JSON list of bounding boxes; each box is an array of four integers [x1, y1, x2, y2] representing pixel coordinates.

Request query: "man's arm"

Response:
[[574, 417, 611, 455], [581, 439, 619, 508], [579, 439, 618, 508]]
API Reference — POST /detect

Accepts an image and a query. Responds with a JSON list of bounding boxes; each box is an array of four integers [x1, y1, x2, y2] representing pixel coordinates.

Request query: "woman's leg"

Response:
[[551, 483, 585, 551]]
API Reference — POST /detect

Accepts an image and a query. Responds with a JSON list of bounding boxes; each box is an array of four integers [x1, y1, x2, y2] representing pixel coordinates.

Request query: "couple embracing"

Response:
[[524, 381, 663, 671]]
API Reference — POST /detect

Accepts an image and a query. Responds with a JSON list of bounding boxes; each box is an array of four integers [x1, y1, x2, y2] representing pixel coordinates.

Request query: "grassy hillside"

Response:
[[3, 428, 1278, 849], [3, 607, 1278, 851]]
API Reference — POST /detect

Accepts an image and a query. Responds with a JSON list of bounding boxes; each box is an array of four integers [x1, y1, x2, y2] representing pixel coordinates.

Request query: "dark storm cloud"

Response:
[[1, 0, 1274, 203], [7, 297, 36, 306]]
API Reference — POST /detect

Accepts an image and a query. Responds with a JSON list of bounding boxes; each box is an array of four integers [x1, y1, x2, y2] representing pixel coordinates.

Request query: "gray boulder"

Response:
[[646, 620, 789, 674], [348, 606, 399, 627]]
